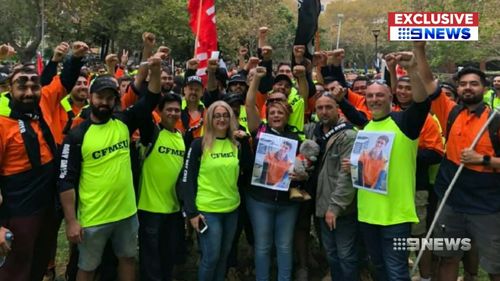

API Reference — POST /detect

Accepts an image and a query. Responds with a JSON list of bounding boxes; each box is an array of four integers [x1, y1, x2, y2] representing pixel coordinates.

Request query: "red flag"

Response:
[[36, 51, 44, 75], [188, 0, 218, 80]]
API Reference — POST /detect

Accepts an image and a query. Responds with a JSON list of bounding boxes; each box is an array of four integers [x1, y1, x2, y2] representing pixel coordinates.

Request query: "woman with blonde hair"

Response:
[[180, 100, 241, 281]]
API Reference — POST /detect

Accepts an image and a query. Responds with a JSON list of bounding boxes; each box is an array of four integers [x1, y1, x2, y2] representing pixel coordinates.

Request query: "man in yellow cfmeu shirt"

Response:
[[58, 54, 163, 281]]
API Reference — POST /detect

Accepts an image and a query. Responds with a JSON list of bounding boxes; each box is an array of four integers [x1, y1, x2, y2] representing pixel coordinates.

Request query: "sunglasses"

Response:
[[13, 75, 40, 85], [367, 79, 388, 86], [266, 97, 287, 105]]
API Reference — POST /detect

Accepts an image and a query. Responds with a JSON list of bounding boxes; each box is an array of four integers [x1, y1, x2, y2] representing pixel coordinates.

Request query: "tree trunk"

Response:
[[479, 60, 486, 72]]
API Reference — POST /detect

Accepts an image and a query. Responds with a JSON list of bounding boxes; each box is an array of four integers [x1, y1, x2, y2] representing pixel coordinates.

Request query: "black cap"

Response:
[[223, 92, 244, 106], [90, 76, 119, 95], [323, 76, 339, 85], [273, 74, 292, 86], [185, 75, 203, 86], [228, 73, 247, 86]]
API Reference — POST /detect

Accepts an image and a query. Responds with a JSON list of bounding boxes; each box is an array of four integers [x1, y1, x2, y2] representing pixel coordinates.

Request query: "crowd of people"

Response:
[[0, 26, 499, 281]]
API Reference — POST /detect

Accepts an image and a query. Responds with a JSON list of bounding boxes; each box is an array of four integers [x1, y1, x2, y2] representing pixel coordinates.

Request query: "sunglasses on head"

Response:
[[266, 97, 287, 105], [13, 75, 40, 85], [367, 79, 388, 87]]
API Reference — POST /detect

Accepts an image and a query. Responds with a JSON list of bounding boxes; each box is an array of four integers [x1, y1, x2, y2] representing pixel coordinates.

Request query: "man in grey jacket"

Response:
[[306, 90, 359, 281]]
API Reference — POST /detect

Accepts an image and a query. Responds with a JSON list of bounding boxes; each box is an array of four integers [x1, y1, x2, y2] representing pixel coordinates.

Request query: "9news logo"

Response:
[[388, 12, 479, 41]]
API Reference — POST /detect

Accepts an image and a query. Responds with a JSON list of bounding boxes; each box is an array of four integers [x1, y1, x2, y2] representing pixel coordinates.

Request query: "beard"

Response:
[[460, 92, 483, 105], [91, 104, 113, 121], [12, 97, 39, 114]]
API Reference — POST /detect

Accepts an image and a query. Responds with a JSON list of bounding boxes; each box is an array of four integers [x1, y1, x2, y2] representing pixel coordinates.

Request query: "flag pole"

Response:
[[194, 0, 204, 58], [411, 106, 500, 275]]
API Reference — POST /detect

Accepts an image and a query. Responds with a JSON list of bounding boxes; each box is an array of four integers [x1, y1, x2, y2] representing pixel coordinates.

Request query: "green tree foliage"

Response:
[[0, 0, 43, 62]]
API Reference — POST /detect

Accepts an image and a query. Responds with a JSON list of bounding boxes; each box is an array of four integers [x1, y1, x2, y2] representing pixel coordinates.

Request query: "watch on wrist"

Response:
[[482, 155, 491, 166]]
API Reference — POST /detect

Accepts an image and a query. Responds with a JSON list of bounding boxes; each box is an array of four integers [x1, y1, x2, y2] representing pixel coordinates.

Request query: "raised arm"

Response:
[[322, 49, 347, 87], [294, 65, 309, 111], [245, 66, 267, 133], [259, 46, 274, 93], [413, 41, 438, 95], [120, 53, 162, 132], [384, 52, 398, 94], [258, 27, 268, 48], [141, 32, 156, 62], [41, 42, 69, 86]]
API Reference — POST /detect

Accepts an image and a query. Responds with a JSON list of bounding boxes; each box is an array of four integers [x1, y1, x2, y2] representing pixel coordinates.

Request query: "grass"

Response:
[[53, 223, 491, 281]]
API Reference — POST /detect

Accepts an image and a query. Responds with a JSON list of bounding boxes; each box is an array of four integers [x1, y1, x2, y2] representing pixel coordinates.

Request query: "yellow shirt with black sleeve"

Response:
[[138, 126, 185, 214], [339, 95, 432, 225], [58, 90, 160, 228], [180, 137, 240, 218]]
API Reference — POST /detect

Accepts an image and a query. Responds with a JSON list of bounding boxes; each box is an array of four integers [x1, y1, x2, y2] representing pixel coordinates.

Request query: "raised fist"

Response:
[[52, 42, 70, 62], [384, 53, 397, 70], [207, 58, 218, 73], [327, 49, 344, 66], [148, 53, 163, 73], [245, 57, 260, 71], [293, 45, 306, 61], [259, 27, 269, 36], [293, 65, 306, 78], [186, 58, 199, 70], [157, 46, 170, 58], [0, 44, 16, 60], [71, 41, 89, 58], [105, 54, 119, 65], [395, 51, 416, 70], [254, 66, 266, 78], [142, 32, 156, 48], [313, 51, 327, 67], [261, 46, 273, 61]]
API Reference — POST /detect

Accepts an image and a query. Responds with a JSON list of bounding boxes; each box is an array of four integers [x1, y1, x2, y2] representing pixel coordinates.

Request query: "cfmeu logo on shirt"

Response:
[[388, 12, 478, 41]]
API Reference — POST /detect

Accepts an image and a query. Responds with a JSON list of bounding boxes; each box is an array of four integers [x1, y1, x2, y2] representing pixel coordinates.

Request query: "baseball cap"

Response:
[[185, 75, 203, 86], [228, 74, 247, 86], [90, 76, 119, 95], [223, 92, 244, 106], [273, 74, 292, 86]]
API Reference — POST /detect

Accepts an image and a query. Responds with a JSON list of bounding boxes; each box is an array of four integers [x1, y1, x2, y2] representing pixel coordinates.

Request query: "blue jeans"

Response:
[[320, 213, 360, 281], [138, 210, 184, 281], [198, 211, 238, 281], [360, 222, 411, 281], [246, 195, 300, 281]]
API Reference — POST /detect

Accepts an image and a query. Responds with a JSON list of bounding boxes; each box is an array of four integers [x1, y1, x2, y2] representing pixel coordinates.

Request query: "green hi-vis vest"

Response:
[[357, 117, 419, 226], [138, 129, 185, 213], [483, 89, 500, 109], [196, 138, 240, 213], [0, 93, 10, 116], [181, 99, 205, 110], [79, 119, 136, 227], [288, 88, 305, 132], [238, 105, 249, 133]]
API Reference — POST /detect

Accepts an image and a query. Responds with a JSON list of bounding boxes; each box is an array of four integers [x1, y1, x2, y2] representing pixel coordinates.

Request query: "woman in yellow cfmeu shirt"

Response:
[[180, 100, 241, 281]]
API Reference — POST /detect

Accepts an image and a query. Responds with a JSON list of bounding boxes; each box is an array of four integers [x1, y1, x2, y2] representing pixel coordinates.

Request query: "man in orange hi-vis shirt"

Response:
[[0, 41, 87, 281]]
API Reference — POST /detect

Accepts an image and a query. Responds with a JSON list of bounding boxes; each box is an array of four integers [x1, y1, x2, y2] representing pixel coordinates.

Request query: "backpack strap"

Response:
[[487, 109, 500, 157], [445, 104, 465, 141], [144, 125, 162, 159]]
